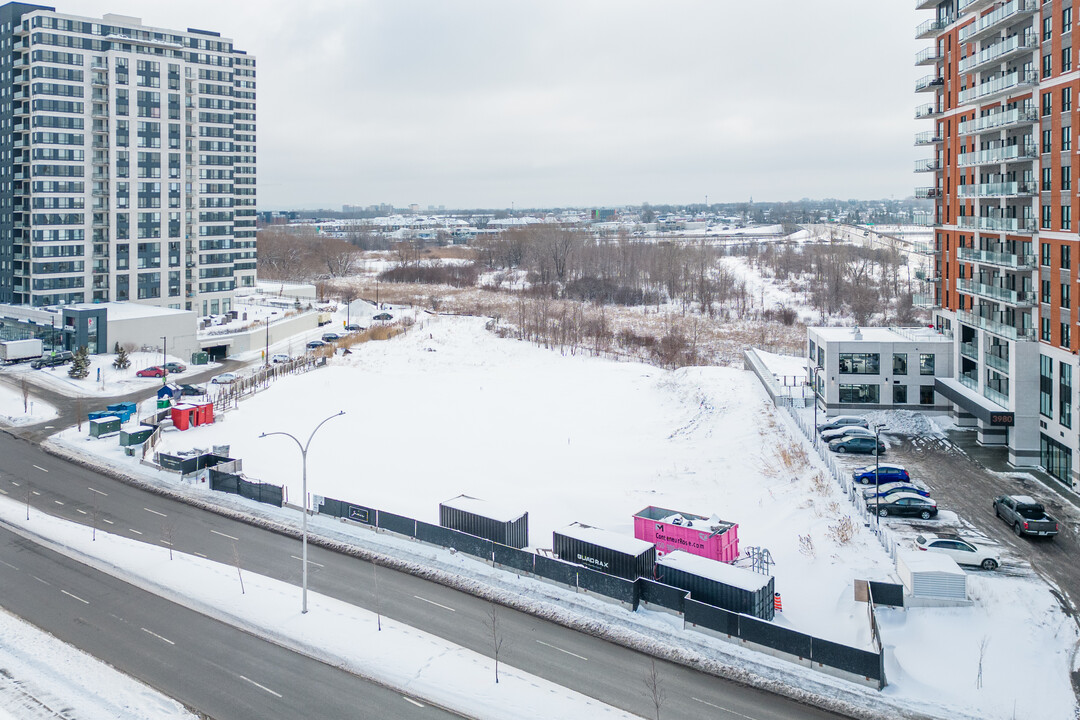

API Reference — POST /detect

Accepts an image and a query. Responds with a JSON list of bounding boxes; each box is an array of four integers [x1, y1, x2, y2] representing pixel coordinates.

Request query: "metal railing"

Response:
[[957, 143, 1037, 166], [985, 352, 1009, 373], [956, 215, 1036, 233], [957, 278, 1035, 305], [956, 309, 1035, 340], [958, 70, 1037, 105], [959, 31, 1037, 74], [959, 0, 1036, 43], [957, 246, 1036, 268], [957, 181, 1036, 198], [958, 106, 1037, 135]]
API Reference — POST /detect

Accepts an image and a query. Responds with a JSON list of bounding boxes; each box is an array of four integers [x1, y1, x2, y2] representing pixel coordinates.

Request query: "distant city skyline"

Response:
[[69, 0, 923, 209]]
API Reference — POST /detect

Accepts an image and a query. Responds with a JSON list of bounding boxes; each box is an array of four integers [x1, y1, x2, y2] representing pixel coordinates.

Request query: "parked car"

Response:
[[915, 534, 999, 571], [829, 436, 885, 455], [852, 465, 910, 485], [818, 415, 869, 434], [321, 332, 342, 342], [372, 312, 394, 321], [270, 353, 291, 364], [29, 350, 74, 369], [306, 340, 327, 350], [162, 362, 186, 373], [136, 366, 166, 378], [993, 495, 1059, 538], [863, 482, 931, 500], [873, 492, 938, 519], [820, 426, 876, 443], [178, 384, 206, 396], [345, 323, 363, 332], [210, 372, 239, 384]]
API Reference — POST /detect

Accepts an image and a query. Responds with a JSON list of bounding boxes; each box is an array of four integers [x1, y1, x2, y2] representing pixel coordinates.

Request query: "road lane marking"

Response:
[[0, 559, 18, 571], [129, 529, 143, 535], [88, 487, 107, 496], [535, 640, 588, 661], [43, 426, 53, 429], [290, 555, 324, 567], [54, 500, 64, 506], [102, 519, 114, 525], [32, 465, 48, 473], [691, 697, 757, 719], [402, 697, 425, 708], [239, 675, 282, 698], [76, 509, 87, 515], [144, 507, 167, 517], [141, 627, 175, 645], [33, 576, 50, 586], [31, 491, 40, 496], [61, 590, 89, 605], [193, 552, 207, 558], [7, 482, 17, 487], [211, 530, 239, 541], [413, 595, 455, 612], [0, 489, 7, 495]]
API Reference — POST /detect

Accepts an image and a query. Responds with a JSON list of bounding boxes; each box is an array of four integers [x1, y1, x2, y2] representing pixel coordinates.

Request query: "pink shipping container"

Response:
[[633, 506, 739, 563]]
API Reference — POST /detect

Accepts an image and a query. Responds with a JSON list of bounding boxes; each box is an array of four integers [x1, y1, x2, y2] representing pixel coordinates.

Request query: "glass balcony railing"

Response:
[[958, 70, 1037, 105], [916, 103, 943, 119], [958, 32, 1037, 74], [917, 74, 945, 93], [959, 0, 998, 15], [915, 158, 942, 172], [915, 186, 942, 199], [959, 0, 1037, 44], [984, 385, 1010, 407], [957, 246, 1036, 269], [915, 130, 943, 145], [957, 309, 1034, 341], [985, 352, 1009, 373], [960, 372, 979, 390], [958, 106, 1037, 135], [913, 293, 940, 308], [956, 216, 1036, 233], [957, 278, 1036, 306], [957, 143, 1037, 166], [957, 181, 1036, 198], [960, 341, 979, 359], [917, 17, 952, 39], [915, 47, 944, 65]]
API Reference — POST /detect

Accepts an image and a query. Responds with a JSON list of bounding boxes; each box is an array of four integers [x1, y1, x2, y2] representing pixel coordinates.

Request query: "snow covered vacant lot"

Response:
[[57, 315, 1078, 719]]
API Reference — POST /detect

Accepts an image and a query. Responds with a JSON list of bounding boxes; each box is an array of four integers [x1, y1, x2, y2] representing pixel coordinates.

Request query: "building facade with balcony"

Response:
[[916, 0, 1077, 486], [0, 3, 257, 317]]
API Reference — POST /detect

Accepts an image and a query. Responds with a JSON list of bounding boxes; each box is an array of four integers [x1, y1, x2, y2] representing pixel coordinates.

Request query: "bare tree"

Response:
[[161, 521, 175, 560], [487, 602, 505, 684], [233, 543, 245, 595], [644, 659, 665, 720], [977, 636, 989, 689], [21, 377, 28, 414]]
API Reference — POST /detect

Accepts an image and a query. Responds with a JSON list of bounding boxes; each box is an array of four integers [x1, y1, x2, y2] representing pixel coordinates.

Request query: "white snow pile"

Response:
[[0, 380, 57, 426]]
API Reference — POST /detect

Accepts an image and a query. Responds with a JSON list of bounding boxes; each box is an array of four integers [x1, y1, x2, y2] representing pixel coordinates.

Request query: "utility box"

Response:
[[170, 401, 213, 431], [439, 495, 529, 548], [633, 506, 739, 562], [89, 416, 120, 438], [190, 351, 209, 365], [553, 523, 655, 580], [655, 550, 775, 621], [119, 428, 154, 446], [897, 550, 967, 605]]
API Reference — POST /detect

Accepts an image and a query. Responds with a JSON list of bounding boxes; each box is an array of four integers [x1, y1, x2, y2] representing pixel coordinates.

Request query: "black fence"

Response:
[[314, 493, 885, 687], [158, 452, 233, 475], [686, 600, 883, 684], [209, 469, 283, 508], [868, 581, 904, 608]]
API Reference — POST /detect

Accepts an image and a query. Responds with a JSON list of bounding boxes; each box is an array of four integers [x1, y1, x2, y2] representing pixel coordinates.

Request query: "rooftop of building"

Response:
[[70, 302, 193, 321], [809, 326, 951, 344]]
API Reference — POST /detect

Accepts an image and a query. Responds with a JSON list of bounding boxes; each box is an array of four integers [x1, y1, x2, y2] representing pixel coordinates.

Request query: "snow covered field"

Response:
[[0, 380, 57, 426], [1, 351, 214, 398], [52, 315, 1079, 719]]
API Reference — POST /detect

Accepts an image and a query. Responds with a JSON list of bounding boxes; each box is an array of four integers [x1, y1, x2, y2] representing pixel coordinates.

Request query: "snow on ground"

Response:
[[2, 352, 214, 398], [51, 315, 1079, 720], [756, 348, 808, 381], [0, 380, 57, 426], [0, 607, 196, 720], [0, 496, 642, 720], [721, 254, 820, 323]]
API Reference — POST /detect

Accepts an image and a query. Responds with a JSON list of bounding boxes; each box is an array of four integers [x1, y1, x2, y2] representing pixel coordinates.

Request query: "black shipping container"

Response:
[[656, 550, 775, 621], [553, 522, 656, 581], [439, 495, 529, 549]]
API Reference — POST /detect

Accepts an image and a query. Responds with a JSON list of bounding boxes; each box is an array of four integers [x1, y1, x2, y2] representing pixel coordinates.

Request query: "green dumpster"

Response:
[[157, 398, 171, 409], [89, 417, 121, 438], [191, 351, 209, 365]]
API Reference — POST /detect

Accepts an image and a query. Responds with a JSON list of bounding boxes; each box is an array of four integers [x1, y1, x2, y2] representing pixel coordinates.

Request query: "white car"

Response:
[[915, 534, 1000, 571], [270, 353, 291, 364], [210, 372, 239, 384], [820, 426, 876, 442]]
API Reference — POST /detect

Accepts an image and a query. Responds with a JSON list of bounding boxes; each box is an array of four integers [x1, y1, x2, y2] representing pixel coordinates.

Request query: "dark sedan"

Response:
[[828, 436, 885, 455], [872, 493, 938, 520]]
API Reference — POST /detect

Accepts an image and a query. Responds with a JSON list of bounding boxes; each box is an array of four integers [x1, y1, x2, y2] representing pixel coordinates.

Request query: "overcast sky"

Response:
[[65, 1, 923, 209]]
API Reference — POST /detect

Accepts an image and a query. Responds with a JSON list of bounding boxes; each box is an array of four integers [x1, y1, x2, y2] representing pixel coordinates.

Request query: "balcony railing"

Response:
[[957, 278, 1036, 306], [984, 385, 1010, 407], [915, 130, 943, 146], [960, 372, 979, 390], [916, 74, 945, 93], [959, 32, 1038, 75], [959, 0, 1037, 44], [915, 157, 942, 172], [958, 70, 1037, 105], [916, 47, 944, 65], [916, 103, 943, 119], [917, 17, 952, 39], [957, 246, 1036, 269], [959, 0, 999, 15], [913, 293, 940, 308], [957, 181, 1037, 197], [960, 341, 979, 359], [957, 143, 1037, 166], [958, 106, 1037, 135], [985, 352, 1009, 373], [915, 187, 942, 199], [957, 309, 1034, 341], [956, 215, 1036, 233], [917, 0, 942, 9]]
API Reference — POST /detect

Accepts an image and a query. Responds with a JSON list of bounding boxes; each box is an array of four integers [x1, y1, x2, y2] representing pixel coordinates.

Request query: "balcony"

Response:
[[916, 47, 944, 65], [959, 0, 998, 15], [917, 0, 942, 9], [915, 157, 942, 172], [915, 130, 943, 146], [957, 309, 1034, 341], [957, 143, 1037, 167], [959, 0, 1037, 44], [985, 352, 1009, 373], [960, 372, 979, 391], [916, 103, 943, 119], [957, 246, 1036, 269], [960, 341, 979, 360], [959, 31, 1038, 75], [958, 181, 1037, 197], [958, 70, 1038, 106], [915, 186, 942, 199], [958, 106, 1037, 135], [984, 385, 1010, 407], [916, 74, 945, 93], [913, 293, 940, 308], [957, 215, 1036, 234], [957, 278, 1036, 306], [917, 17, 952, 39]]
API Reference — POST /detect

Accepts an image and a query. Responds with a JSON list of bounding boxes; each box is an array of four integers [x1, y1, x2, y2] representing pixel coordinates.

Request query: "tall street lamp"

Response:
[[873, 423, 888, 527], [809, 365, 824, 436], [260, 410, 345, 613], [264, 314, 271, 366], [160, 335, 168, 380]]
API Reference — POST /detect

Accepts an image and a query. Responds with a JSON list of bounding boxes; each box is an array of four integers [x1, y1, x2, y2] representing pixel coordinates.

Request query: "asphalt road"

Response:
[[0, 524, 460, 720], [0, 430, 851, 720]]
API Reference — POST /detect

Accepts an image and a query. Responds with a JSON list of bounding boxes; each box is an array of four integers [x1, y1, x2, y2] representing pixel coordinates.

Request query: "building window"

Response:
[[1064, 48, 1074, 73], [892, 385, 907, 404], [1061, 362, 1073, 429], [1041, 434, 1072, 483], [817, 346, 824, 369], [809, 339, 816, 361], [1044, 166, 1053, 191], [919, 385, 935, 405], [1062, 282, 1071, 308], [1042, 242, 1052, 266], [1064, 165, 1073, 191], [1065, 7, 1073, 33], [1043, 279, 1053, 304], [919, 353, 935, 375], [1041, 355, 1054, 418], [1043, 204, 1053, 229], [839, 384, 880, 404], [838, 353, 880, 374], [1063, 322, 1072, 348], [893, 353, 908, 375], [1064, 127, 1073, 151], [1044, 128, 1054, 153], [1043, 316, 1053, 342], [1044, 53, 1053, 78], [1063, 245, 1072, 269], [1044, 91, 1054, 117], [1064, 206, 1073, 231], [1046, 15, 1054, 40]]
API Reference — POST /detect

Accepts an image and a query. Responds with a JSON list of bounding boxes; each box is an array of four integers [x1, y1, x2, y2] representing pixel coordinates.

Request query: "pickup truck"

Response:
[[993, 495, 1059, 538]]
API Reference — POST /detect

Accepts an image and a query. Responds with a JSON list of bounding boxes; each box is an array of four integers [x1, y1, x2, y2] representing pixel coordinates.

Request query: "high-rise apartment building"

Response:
[[916, 0, 1079, 487], [0, 3, 256, 315]]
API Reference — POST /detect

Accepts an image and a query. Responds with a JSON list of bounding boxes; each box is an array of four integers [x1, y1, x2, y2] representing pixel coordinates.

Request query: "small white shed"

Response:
[[897, 550, 967, 604]]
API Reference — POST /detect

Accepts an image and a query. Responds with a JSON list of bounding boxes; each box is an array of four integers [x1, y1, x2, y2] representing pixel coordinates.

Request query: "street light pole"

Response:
[[259, 410, 345, 614], [160, 335, 167, 380], [265, 315, 270, 365], [874, 423, 888, 527]]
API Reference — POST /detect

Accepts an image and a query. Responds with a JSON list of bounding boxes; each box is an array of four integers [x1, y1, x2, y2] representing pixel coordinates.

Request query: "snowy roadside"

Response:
[[0, 380, 57, 426], [0, 496, 643, 720]]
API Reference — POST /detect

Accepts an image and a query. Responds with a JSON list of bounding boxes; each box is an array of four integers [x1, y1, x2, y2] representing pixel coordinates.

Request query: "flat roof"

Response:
[[71, 302, 192, 321], [657, 551, 771, 591], [898, 549, 964, 575], [440, 494, 526, 523], [557, 523, 654, 556], [809, 326, 949, 344]]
